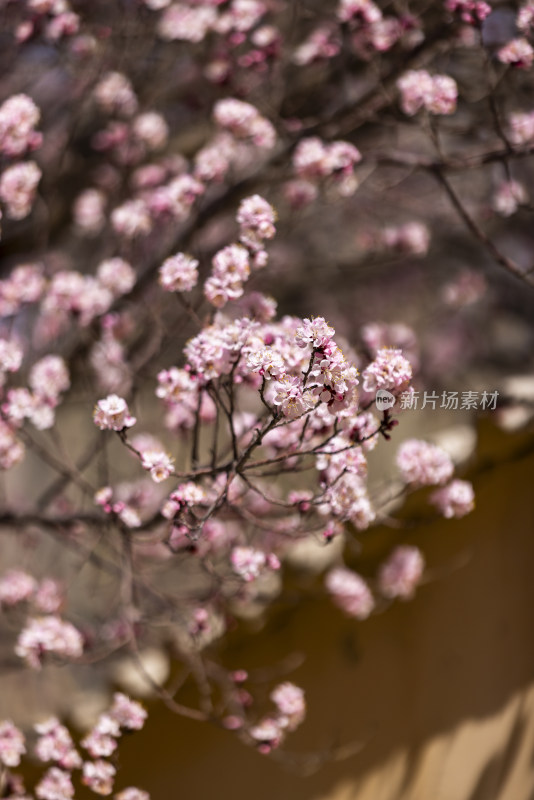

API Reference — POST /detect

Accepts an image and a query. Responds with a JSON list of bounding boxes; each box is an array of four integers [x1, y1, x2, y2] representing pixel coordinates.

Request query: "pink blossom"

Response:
[[231, 546, 267, 581], [295, 316, 335, 349], [109, 693, 147, 730], [0, 161, 42, 220], [381, 221, 430, 255], [115, 790, 150, 800], [132, 112, 169, 150], [35, 717, 82, 769], [508, 111, 534, 145], [82, 760, 116, 796], [158, 253, 199, 292], [273, 375, 314, 418], [338, 0, 382, 24], [362, 347, 412, 395], [36, 767, 75, 800], [323, 473, 375, 528], [236, 194, 276, 251], [15, 615, 84, 669], [213, 98, 276, 149], [0, 94, 41, 157], [81, 714, 120, 759], [111, 199, 152, 238], [0, 338, 23, 374], [29, 355, 70, 401], [0, 720, 25, 767], [498, 38, 534, 68], [0, 569, 37, 606], [397, 70, 457, 116], [246, 347, 284, 378], [396, 439, 454, 486], [93, 395, 137, 431], [270, 682, 306, 730], [35, 579, 64, 613], [518, 1, 534, 32], [325, 566, 375, 619], [46, 11, 80, 40], [140, 450, 175, 482], [445, 0, 491, 24], [492, 179, 527, 216], [216, 0, 266, 34], [94, 72, 138, 117], [0, 420, 25, 469], [293, 26, 341, 66], [249, 718, 283, 753], [430, 479, 475, 518], [378, 545, 425, 599], [97, 258, 136, 296], [73, 189, 107, 234], [158, 3, 217, 42]]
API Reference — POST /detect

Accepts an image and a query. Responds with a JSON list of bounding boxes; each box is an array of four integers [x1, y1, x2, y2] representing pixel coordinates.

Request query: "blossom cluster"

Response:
[[0, 694, 148, 798]]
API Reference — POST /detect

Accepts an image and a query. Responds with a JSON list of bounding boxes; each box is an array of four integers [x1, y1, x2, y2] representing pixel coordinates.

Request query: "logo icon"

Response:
[[375, 389, 395, 411]]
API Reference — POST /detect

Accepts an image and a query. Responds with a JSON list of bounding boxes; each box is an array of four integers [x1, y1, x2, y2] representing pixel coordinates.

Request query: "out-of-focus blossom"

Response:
[[377, 545, 425, 599], [396, 439, 454, 486], [325, 566, 375, 618], [430, 479, 475, 517]]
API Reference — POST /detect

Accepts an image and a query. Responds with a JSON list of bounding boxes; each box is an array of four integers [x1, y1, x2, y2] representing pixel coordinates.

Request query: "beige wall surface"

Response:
[[110, 426, 534, 800]]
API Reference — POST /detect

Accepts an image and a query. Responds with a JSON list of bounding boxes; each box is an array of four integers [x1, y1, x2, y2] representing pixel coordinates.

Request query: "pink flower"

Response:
[[36, 767, 75, 800], [30, 355, 70, 401], [115, 790, 151, 800], [430, 479, 475, 518], [140, 450, 175, 482], [396, 439, 454, 486], [378, 545, 425, 599], [73, 189, 106, 234], [326, 566, 375, 619], [97, 258, 136, 296], [158, 253, 199, 292], [231, 546, 266, 581], [508, 111, 534, 145], [35, 579, 63, 613], [295, 317, 335, 349], [397, 70, 457, 116], [93, 395, 137, 431], [82, 760, 116, 796], [109, 693, 147, 730], [111, 199, 152, 238], [0, 338, 24, 374], [0, 94, 41, 157], [213, 98, 276, 149], [0, 161, 42, 220], [0, 569, 37, 606], [81, 714, 120, 759], [236, 194, 276, 251], [0, 720, 25, 767], [498, 38, 534, 68], [362, 347, 412, 395], [249, 717, 283, 748], [270, 682, 306, 730], [273, 375, 314, 418], [132, 112, 169, 151], [0, 420, 25, 469], [158, 3, 217, 42], [94, 72, 138, 117], [35, 717, 82, 769], [246, 347, 284, 378], [15, 615, 84, 669]]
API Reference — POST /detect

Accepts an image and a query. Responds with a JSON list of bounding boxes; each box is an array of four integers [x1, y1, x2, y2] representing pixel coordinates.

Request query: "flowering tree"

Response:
[[0, 0, 533, 796]]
